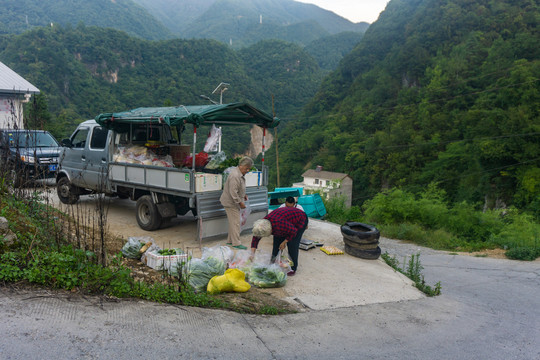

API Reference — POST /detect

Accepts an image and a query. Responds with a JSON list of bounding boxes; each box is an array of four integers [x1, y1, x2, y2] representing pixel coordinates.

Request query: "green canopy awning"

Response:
[[95, 102, 279, 132]]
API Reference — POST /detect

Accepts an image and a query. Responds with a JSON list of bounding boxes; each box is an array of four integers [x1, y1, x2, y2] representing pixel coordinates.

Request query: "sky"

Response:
[[295, 0, 390, 23]]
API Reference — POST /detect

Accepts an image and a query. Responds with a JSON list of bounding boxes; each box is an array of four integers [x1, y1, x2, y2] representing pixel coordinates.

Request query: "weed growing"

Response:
[[381, 252, 441, 297]]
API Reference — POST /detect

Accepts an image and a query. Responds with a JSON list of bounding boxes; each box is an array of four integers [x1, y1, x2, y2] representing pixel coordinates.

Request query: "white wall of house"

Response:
[[293, 175, 353, 208], [0, 95, 25, 129]]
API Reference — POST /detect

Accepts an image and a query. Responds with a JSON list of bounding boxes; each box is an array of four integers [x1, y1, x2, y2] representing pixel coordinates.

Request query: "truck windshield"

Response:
[[7, 132, 59, 148]]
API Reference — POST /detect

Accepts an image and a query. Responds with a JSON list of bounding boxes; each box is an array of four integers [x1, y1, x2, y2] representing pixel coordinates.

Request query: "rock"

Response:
[[0, 217, 8, 232]]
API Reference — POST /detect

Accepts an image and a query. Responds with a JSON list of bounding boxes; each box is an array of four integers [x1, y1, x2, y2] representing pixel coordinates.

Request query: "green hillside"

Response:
[[0, 0, 173, 40], [305, 32, 364, 71], [131, 0, 216, 35], [0, 25, 323, 154], [271, 0, 540, 215], [160, 0, 368, 47]]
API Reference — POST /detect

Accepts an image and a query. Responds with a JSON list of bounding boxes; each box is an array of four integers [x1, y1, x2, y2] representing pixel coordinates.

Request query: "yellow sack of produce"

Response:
[[207, 268, 251, 294]]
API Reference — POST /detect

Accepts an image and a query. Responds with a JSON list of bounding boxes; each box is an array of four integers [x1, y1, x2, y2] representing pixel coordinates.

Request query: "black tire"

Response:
[[343, 239, 379, 250], [136, 195, 162, 231], [344, 243, 381, 260], [340, 222, 380, 242], [342, 232, 380, 245], [57, 177, 80, 204]]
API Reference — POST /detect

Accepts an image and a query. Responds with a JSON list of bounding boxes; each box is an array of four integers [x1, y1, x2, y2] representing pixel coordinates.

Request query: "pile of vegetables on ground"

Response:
[[121, 239, 291, 294]]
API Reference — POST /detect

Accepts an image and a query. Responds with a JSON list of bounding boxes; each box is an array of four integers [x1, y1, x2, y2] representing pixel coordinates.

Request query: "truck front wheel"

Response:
[[136, 195, 162, 231], [57, 177, 80, 204]]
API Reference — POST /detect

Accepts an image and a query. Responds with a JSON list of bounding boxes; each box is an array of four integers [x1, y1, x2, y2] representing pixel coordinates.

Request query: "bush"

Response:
[[322, 195, 362, 224], [490, 210, 540, 260], [359, 187, 539, 257], [505, 247, 540, 261]]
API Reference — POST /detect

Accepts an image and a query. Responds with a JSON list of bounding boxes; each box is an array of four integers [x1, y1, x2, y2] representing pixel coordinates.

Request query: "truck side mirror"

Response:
[[61, 138, 73, 147]]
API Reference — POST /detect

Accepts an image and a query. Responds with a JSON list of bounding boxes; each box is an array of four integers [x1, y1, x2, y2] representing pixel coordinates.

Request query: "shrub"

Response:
[[323, 195, 362, 224], [505, 247, 540, 261]]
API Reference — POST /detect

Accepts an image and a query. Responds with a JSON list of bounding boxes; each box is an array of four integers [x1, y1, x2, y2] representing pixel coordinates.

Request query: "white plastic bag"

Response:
[[205, 151, 227, 169], [202, 245, 234, 265], [240, 200, 251, 230], [204, 124, 221, 152]]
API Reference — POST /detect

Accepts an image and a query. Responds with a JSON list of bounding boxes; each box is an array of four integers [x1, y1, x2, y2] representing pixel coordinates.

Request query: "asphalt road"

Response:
[[1, 235, 539, 360]]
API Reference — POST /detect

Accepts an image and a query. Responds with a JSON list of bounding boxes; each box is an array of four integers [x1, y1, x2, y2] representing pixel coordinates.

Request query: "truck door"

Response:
[[62, 125, 90, 188], [84, 125, 110, 191]]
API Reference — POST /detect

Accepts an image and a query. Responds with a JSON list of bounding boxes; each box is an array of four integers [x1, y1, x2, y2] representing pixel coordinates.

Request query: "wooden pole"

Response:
[[272, 95, 280, 187]]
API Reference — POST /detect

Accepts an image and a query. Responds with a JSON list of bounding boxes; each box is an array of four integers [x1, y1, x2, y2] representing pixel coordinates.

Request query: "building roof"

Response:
[[0, 61, 40, 95], [302, 169, 350, 180]]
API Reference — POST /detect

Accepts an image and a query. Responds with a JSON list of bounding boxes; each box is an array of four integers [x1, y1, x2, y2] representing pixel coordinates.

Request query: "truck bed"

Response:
[[109, 162, 269, 239]]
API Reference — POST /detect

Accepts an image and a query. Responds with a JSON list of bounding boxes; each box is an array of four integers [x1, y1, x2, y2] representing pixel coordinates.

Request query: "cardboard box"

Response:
[[195, 172, 223, 192], [168, 145, 191, 167], [245, 171, 263, 187]]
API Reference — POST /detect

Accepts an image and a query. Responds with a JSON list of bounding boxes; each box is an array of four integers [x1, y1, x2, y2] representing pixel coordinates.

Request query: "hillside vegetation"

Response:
[[271, 0, 540, 217], [0, 25, 323, 154], [0, 0, 368, 50], [134, 0, 368, 47], [0, 0, 172, 40]]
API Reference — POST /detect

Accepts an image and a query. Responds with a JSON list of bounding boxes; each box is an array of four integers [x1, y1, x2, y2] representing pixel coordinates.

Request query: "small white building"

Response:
[[0, 61, 40, 129], [293, 166, 353, 207]]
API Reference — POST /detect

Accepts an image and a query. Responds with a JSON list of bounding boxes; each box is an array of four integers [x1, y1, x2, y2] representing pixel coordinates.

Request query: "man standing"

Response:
[[250, 206, 308, 276], [220, 156, 253, 250]]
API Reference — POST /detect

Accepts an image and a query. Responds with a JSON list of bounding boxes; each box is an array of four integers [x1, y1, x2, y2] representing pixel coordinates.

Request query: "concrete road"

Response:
[[1, 235, 538, 359]]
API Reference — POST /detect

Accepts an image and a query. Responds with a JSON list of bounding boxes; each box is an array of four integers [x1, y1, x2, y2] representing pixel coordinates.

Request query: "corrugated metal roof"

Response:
[[302, 169, 350, 180], [0, 61, 40, 94]]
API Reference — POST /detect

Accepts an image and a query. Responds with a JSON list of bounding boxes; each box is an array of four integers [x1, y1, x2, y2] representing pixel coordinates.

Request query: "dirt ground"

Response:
[[455, 248, 508, 259]]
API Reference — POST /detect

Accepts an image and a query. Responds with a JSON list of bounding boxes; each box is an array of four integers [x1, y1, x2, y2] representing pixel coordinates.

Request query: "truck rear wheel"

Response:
[[57, 177, 80, 204], [136, 195, 162, 231]]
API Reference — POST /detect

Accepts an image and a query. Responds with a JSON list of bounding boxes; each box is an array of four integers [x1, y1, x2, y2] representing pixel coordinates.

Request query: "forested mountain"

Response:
[[304, 32, 364, 71], [133, 0, 369, 47], [0, 0, 172, 40], [2, 0, 368, 48], [0, 25, 324, 154], [132, 0, 216, 35], [270, 0, 540, 214]]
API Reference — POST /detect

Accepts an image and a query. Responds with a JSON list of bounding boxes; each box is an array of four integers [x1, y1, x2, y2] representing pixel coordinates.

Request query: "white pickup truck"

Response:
[[56, 103, 279, 239]]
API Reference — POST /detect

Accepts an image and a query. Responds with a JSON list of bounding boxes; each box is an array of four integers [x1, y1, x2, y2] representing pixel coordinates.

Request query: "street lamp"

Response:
[[212, 82, 229, 104], [199, 94, 219, 105]]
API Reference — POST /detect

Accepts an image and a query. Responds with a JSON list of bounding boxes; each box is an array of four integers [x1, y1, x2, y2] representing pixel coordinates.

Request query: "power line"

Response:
[[266, 131, 540, 157], [349, 157, 540, 203]]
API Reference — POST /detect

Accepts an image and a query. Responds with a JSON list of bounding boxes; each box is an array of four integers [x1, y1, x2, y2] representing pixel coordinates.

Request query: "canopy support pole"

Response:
[[192, 126, 197, 170], [262, 127, 266, 167]]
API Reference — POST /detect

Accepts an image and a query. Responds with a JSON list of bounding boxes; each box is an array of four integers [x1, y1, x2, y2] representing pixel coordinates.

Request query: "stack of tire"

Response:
[[340, 221, 381, 259]]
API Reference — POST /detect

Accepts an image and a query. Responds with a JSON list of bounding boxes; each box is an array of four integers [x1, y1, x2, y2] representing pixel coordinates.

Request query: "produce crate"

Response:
[[144, 251, 188, 271], [195, 173, 222, 192], [245, 171, 263, 187]]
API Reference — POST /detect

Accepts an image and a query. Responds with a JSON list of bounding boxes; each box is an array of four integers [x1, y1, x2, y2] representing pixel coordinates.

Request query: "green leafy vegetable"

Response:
[[248, 265, 287, 288], [188, 256, 226, 292], [121, 239, 144, 259]]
